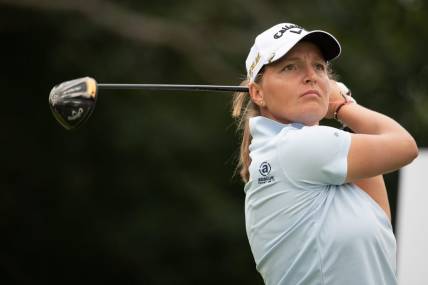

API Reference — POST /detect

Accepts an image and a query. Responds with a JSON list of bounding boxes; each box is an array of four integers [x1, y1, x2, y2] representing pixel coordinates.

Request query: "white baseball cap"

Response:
[[246, 23, 341, 82]]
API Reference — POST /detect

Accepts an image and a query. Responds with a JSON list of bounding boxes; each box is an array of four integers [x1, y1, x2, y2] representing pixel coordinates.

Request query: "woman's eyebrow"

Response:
[[272, 57, 298, 66]]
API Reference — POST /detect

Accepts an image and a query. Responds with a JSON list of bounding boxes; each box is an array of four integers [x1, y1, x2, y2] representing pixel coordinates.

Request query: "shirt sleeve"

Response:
[[277, 126, 351, 186]]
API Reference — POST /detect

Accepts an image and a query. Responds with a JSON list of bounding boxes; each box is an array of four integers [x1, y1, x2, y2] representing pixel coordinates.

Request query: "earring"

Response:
[[260, 100, 265, 107]]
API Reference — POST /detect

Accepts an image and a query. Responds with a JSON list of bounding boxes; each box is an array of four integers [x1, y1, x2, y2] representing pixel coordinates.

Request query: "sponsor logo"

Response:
[[259, 162, 271, 176], [273, 24, 304, 39], [258, 161, 275, 184], [68, 108, 84, 121], [248, 52, 261, 79]]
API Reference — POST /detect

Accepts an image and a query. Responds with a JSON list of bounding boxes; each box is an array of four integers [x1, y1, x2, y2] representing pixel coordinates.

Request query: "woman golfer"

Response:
[[232, 23, 418, 285]]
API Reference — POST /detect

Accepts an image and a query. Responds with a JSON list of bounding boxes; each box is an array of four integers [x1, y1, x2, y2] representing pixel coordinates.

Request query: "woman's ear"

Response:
[[249, 82, 266, 108]]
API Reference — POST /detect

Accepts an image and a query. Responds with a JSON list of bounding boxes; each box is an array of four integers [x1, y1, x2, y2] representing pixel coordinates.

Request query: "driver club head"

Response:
[[49, 77, 97, 130]]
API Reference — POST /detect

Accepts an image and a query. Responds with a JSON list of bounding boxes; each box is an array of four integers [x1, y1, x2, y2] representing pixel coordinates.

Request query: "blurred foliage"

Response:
[[1, 0, 427, 284]]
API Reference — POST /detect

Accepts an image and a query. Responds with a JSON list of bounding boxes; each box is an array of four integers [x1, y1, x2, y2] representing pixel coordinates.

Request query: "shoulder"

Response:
[[290, 125, 345, 138], [278, 125, 352, 185], [279, 125, 350, 150]]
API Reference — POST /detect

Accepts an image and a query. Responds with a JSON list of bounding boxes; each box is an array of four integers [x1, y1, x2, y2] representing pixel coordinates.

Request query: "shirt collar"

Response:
[[249, 116, 303, 139]]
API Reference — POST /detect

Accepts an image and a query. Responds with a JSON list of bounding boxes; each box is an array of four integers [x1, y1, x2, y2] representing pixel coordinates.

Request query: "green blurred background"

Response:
[[1, 0, 427, 284]]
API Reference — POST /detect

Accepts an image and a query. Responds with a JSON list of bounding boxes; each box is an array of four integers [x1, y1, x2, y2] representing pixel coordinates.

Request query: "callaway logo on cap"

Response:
[[246, 23, 341, 82]]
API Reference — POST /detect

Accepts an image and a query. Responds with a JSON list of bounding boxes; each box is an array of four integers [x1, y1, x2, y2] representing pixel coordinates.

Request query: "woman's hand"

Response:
[[325, 80, 348, 119]]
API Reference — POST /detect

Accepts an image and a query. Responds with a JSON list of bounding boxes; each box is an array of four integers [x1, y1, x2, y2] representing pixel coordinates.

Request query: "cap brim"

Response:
[[302, 31, 341, 61]]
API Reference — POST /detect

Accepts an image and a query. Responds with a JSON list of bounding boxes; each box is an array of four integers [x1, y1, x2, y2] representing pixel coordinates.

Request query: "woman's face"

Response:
[[249, 41, 331, 125]]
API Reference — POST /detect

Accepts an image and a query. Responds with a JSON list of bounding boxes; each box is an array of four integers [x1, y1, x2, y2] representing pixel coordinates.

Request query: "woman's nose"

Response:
[[303, 65, 317, 84]]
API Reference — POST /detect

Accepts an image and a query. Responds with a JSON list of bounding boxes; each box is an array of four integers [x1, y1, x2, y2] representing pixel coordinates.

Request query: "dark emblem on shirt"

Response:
[[259, 162, 271, 176], [258, 162, 275, 184]]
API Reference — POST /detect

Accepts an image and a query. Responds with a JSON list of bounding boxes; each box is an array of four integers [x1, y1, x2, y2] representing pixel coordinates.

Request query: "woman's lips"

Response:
[[301, 90, 320, 97]]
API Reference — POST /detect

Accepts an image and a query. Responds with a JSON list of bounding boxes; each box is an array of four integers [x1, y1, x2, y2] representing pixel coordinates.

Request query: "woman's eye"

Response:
[[282, 64, 296, 71], [315, 63, 326, 71]]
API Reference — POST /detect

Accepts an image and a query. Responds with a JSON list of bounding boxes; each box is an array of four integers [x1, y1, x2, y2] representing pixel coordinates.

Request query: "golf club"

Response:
[[49, 77, 249, 130]]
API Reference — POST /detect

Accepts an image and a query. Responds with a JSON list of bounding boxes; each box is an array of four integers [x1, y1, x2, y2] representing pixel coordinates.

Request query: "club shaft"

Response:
[[97, 83, 248, 93]]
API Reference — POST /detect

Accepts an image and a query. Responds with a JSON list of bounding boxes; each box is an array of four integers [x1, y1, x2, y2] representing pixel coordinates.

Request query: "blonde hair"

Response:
[[231, 75, 262, 183]]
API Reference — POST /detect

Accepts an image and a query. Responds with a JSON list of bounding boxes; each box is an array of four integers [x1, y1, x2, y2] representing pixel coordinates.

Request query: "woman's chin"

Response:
[[296, 112, 325, 126]]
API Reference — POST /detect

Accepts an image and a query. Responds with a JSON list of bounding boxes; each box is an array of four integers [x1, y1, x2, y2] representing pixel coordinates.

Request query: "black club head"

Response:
[[49, 77, 97, 130]]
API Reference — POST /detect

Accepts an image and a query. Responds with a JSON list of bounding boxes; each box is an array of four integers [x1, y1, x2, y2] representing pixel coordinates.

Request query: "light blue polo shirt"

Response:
[[245, 116, 396, 285]]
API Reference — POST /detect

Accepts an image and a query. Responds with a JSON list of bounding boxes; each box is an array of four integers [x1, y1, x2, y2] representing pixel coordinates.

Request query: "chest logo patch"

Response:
[[258, 162, 275, 184], [259, 162, 271, 176]]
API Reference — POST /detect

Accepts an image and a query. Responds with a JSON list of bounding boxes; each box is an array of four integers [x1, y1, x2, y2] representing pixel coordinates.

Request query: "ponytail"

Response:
[[231, 79, 261, 183]]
